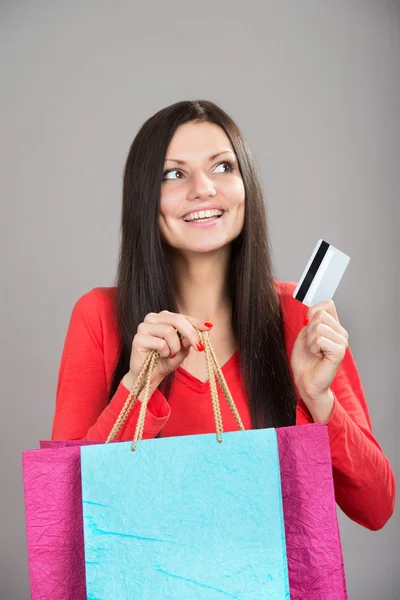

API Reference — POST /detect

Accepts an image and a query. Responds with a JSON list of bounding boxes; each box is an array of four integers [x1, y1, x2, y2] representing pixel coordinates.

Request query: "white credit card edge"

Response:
[[293, 239, 324, 297], [304, 253, 350, 306], [303, 246, 335, 305], [293, 242, 350, 305]]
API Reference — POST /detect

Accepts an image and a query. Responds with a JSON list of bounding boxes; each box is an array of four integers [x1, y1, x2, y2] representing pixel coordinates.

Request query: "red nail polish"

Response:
[[196, 341, 204, 352], [303, 317, 309, 326], [204, 322, 214, 328], [169, 354, 177, 359]]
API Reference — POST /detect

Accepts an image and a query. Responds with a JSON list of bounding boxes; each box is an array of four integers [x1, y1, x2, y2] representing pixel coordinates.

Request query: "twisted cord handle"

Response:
[[106, 327, 244, 451]]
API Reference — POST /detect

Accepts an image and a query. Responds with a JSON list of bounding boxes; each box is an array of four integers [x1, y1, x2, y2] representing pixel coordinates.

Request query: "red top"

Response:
[[51, 281, 395, 530]]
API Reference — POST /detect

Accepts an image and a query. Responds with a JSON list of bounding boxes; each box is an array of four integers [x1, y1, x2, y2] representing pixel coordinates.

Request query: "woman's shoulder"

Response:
[[273, 280, 306, 327], [273, 279, 299, 306], [273, 280, 296, 298], [74, 283, 302, 312], [73, 286, 116, 310], [72, 282, 304, 326], [67, 287, 119, 350], [71, 287, 117, 327]]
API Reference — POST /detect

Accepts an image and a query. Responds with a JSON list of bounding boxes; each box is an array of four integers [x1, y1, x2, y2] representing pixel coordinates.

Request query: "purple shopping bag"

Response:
[[22, 440, 99, 600], [277, 424, 347, 599], [22, 424, 347, 599]]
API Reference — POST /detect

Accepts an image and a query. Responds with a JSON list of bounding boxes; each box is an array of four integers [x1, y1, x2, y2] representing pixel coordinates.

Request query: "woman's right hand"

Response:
[[122, 310, 213, 391]]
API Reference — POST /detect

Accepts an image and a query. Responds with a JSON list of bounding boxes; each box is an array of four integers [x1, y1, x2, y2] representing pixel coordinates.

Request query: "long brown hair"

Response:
[[108, 100, 297, 428]]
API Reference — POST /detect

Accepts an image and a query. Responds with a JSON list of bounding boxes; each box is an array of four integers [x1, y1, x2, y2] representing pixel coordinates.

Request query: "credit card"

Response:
[[293, 240, 350, 306]]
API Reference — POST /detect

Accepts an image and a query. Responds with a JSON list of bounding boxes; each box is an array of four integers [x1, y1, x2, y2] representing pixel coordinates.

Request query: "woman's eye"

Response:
[[162, 161, 234, 181], [163, 169, 183, 181], [214, 161, 234, 173]]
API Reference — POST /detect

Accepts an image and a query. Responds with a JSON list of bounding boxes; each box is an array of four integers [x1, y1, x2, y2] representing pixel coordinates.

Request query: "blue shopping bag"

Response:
[[81, 428, 289, 600], [81, 333, 291, 599]]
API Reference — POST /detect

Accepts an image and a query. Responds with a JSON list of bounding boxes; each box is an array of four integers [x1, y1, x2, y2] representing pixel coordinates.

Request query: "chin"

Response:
[[184, 241, 232, 254], [163, 232, 238, 254]]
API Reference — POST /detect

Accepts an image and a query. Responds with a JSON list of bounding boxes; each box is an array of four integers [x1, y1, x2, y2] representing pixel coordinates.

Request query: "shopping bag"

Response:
[[81, 337, 290, 599], [80, 330, 347, 599], [276, 425, 347, 599], [81, 429, 290, 600], [23, 328, 348, 599], [22, 444, 86, 600], [24, 432, 347, 600], [22, 440, 101, 600]]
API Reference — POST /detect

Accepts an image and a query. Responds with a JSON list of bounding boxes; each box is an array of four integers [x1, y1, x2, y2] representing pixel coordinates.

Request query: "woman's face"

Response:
[[159, 121, 245, 253]]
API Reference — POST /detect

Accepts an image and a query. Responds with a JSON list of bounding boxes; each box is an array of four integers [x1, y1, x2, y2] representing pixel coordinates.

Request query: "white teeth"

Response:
[[183, 209, 224, 222]]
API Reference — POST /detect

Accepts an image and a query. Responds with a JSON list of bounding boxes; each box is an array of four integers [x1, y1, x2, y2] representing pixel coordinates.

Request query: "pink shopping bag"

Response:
[[22, 440, 99, 600], [276, 424, 347, 599], [22, 424, 347, 599]]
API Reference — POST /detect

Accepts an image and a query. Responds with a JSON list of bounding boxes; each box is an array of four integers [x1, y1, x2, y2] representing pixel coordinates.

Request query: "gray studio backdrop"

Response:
[[1, 1, 399, 599]]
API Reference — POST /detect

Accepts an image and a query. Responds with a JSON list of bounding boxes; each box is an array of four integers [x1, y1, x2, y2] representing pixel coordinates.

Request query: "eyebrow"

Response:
[[164, 150, 235, 165]]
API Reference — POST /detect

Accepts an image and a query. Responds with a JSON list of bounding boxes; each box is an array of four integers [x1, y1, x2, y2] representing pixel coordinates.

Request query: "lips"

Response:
[[181, 205, 225, 219], [182, 212, 225, 228], [183, 208, 224, 223]]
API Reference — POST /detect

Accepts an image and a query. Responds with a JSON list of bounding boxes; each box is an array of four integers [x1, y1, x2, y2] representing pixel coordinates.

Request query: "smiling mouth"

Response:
[[183, 210, 225, 223]]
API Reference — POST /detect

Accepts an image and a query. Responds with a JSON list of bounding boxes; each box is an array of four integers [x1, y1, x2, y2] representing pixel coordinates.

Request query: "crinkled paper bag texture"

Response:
[[22, 441, 100, 600], [277, 424, 348, 599], [22, 445, 87, 600], [24, 425, 347, 600], [39, 440, 101, 449], [81, 428, 290, 600]]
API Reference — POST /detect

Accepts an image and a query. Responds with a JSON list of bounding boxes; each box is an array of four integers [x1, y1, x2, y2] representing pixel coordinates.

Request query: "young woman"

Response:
[[52, 100, 395, 531]]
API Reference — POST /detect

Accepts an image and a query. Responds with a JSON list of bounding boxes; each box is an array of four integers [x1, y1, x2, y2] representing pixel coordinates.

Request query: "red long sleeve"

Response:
[[279, 281, 396, 531], [296, 347, 395, 530], [51, 284, 395, 530], [51, 290, 171, 442]]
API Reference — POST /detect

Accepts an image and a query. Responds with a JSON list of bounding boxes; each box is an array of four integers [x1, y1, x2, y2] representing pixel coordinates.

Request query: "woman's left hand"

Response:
[[290, 299, 349, 423]]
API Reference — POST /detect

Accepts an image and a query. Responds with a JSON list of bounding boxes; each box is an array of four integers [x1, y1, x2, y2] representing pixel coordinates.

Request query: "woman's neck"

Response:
[[170, 247, 232, 323]]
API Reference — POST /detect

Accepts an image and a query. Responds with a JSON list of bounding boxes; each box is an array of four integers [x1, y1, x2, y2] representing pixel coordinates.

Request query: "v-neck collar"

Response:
[[175, 349, 240, 391]]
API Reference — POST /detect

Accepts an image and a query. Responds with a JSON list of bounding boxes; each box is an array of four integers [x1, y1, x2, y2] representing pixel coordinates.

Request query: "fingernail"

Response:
[[169, 354, 177, 359], [204, 322, 214, 329], [196, 341, 204, 352], [303, 317, 309, 326]]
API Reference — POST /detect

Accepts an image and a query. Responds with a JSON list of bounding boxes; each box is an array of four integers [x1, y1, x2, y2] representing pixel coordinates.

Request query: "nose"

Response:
[[187, 171, 217, 201]]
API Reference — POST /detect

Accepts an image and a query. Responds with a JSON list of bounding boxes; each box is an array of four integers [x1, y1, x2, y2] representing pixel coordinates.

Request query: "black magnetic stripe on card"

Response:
[[295, 240, 330, 302]]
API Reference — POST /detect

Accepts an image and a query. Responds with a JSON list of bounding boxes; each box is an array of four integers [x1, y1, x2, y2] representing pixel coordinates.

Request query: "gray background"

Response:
[[1, 1, 399, 598]]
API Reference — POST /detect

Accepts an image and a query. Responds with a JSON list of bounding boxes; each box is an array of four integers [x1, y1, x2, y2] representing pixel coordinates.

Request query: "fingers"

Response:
[[309, 336, 347, 363], [308, 325, 348, 353], [137, 323, 183, 356], [304, 304, 349, 361], [305, 304, 349, 341], [143, 311, 211, 351], [307, 299, 340, 324], [133, 332, 173, 359]]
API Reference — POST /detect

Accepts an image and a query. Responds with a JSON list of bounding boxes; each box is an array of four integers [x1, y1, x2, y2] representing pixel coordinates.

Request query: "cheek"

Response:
[[158, 188, 184, 241], [230, 180, 245, 228], [159, 188, 180, 220], [159, 189, 169, 216], [224, 178, 245, 207]]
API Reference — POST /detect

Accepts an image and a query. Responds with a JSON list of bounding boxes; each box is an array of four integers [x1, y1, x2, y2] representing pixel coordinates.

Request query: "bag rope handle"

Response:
[[106, 328, 245, 451]]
